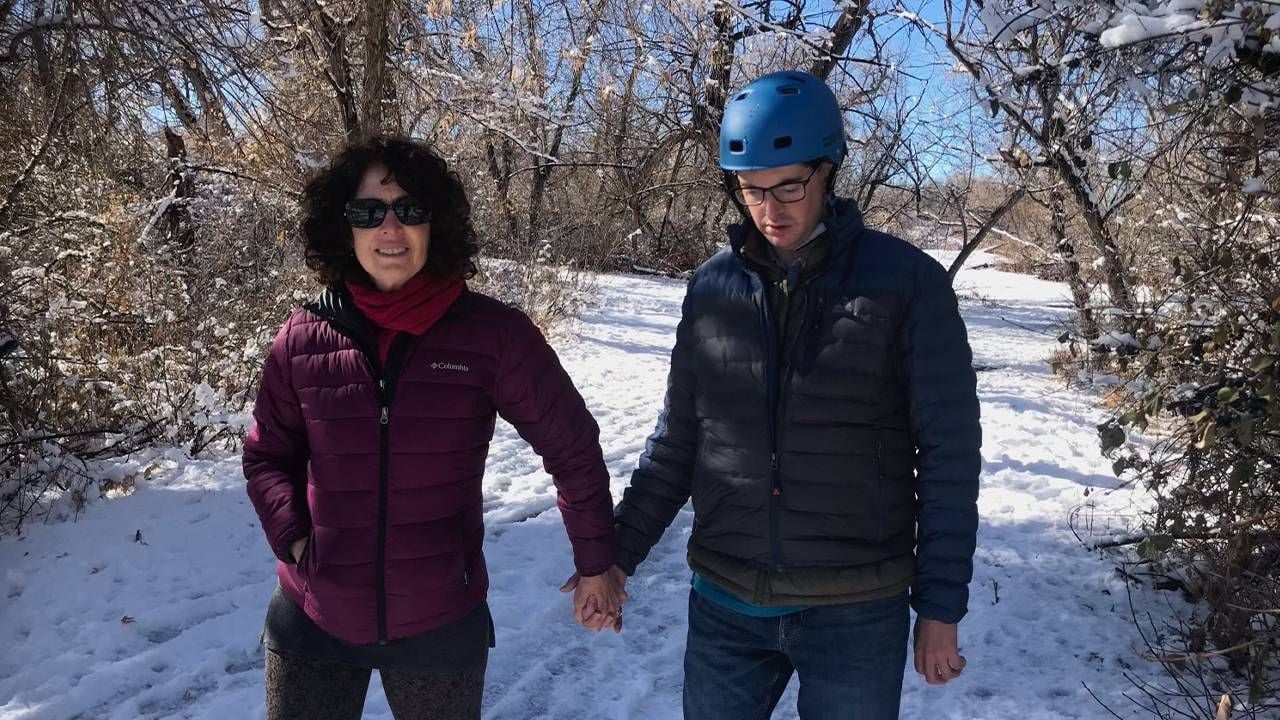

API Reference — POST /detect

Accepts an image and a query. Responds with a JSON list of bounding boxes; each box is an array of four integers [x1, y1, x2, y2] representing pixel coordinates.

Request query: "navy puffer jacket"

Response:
[[614, 199, 981, 623]]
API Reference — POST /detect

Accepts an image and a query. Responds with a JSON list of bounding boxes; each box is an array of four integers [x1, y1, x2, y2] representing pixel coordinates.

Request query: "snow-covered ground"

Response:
[[1, 251, 1178, 719]]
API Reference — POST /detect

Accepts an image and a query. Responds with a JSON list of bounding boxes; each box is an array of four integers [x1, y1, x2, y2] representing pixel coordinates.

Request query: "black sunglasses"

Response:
[[344, 198, 431, 228]]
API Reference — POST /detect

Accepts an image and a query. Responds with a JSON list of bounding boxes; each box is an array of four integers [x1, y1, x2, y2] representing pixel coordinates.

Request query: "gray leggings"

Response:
[[264, 648, 486, 720]]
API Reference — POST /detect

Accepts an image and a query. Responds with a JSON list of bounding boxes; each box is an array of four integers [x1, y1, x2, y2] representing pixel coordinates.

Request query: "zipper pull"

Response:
[[380, 406, 389, 425], [770, 452, 778, 470], [772, 487, 781, 497]]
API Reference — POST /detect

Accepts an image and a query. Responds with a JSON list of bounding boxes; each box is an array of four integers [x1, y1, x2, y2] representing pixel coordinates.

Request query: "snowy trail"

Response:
[[1, 255, 1175, 719]]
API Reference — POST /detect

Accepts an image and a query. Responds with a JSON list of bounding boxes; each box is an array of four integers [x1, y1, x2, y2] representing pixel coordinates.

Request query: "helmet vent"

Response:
[[728, 139, 745, 153], [778, 86, 799, 95], [735, 92, 749, 101], [773, 136, 793, 149]]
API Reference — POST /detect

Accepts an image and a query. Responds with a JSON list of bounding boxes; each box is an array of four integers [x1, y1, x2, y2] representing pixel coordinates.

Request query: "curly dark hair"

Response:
[[300, 136, 479, 287]]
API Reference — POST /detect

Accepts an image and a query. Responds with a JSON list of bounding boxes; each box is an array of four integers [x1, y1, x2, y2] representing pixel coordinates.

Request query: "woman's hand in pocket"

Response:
[[290, 537, 309, 564]]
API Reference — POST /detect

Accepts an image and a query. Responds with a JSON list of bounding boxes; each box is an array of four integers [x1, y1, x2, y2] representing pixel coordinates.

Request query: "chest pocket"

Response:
[[798, 294, 903, 385], [830, 296, 897, 341]]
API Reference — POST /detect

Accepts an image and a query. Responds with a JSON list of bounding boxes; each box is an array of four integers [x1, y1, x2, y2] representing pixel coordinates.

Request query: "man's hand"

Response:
[[560, 566, 628, 632], [290, 537, 308, 564], [913, 617, 966, 685]]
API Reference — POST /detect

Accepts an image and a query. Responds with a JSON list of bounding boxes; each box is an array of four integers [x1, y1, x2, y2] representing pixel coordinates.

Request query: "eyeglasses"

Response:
[[732, 165, 822, 206], [344, 198, 431, 228]]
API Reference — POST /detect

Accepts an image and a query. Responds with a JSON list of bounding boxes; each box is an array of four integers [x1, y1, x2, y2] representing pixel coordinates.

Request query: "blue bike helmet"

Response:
[[718, 70, 847, 171]]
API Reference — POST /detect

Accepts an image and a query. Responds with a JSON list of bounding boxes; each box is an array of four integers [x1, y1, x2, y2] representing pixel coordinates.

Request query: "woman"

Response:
[[243, 136, 625, 720]]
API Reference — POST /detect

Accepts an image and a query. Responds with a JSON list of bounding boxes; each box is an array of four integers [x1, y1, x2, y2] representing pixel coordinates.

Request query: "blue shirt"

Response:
[[690, 573, 811, 617]]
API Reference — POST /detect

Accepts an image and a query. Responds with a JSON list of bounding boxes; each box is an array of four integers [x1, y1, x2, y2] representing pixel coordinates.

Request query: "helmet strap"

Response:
[[722, 170, 750, 218], [822, 156, 842, 213]]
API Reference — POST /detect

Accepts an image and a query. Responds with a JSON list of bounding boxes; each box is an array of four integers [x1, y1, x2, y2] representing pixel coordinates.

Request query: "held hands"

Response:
[[913, 617, 966, 686], [560, 566, 628, 633]]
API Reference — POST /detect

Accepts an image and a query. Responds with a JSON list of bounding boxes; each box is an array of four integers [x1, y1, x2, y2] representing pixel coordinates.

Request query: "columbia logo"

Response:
[[430, 361, 470, 372]]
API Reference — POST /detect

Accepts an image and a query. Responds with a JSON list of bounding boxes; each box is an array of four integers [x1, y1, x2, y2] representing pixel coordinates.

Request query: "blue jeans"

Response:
[[682, 589, 910, 720]]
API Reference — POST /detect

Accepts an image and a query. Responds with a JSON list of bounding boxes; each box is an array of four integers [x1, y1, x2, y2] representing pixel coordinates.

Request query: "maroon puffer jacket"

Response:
[[243, 287, 617, 645]]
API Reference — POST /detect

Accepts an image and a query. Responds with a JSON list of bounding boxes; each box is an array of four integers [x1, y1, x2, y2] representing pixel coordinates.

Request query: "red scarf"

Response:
[[346, 272, 465, 366]]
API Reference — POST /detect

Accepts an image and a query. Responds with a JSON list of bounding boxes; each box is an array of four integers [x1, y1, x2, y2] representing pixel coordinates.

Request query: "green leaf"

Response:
[[1251, 354, 1276, 373], [1217, 386, 1240, 404], [1188, 408, 1211, 425]]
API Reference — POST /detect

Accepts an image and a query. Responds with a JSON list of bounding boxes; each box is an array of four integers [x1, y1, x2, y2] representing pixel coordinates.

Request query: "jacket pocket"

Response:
[[296, 531, 317, 589], [826, 296, 898, 358]]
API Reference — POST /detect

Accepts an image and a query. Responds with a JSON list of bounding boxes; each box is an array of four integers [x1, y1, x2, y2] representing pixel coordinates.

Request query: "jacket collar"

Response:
[[306, 284, 473, 347]]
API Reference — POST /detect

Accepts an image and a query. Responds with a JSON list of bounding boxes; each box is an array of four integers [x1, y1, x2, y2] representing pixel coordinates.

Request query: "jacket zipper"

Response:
[[768, 283, 826, 572], [373, 334, 414, 645], [312, 291, 438, 645], [326, 324, 401, 646], [756, 278, 785, 571], [376, 378, 390, 644]]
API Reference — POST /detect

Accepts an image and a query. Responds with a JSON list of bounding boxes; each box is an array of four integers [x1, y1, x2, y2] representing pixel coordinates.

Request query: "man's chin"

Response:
[[766, 234, 799, 252]]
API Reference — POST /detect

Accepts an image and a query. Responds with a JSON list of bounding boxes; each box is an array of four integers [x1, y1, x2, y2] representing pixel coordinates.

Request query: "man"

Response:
[[568, 69, 980, 718]]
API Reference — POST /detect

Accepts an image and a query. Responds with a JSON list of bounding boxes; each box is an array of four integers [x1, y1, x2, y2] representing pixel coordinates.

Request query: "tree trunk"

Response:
[[485, 136, 519, 244], [1034, 65, 1135, 316], [947, 187, 1025, 280], [1050, 187, 1098, 342], [31, 0, 55, 96], [182, 62, 233, 139], [163, 127, 196, 258], [525, 0, 606, 248], [309, 2, 360, 140], [692, 0, 734, 142], [360, 0, 391, 137], [1050, 152, 1135, 315], [157, 70, 201, 134], [808, 0, 869, 81]]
